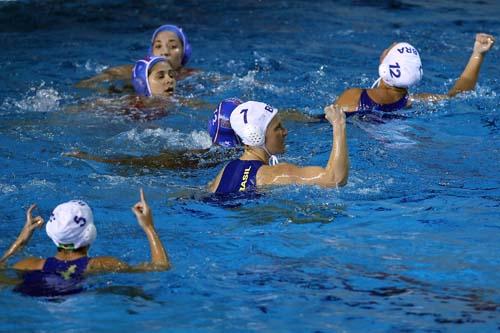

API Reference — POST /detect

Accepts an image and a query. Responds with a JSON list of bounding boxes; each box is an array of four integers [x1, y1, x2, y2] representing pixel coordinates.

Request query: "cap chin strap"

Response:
[[262, 145, 279, 166], [371, 77, 382, 89]]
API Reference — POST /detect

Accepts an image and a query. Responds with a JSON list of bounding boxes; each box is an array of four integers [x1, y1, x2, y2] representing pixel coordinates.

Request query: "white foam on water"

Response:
[[0, 183, 17, 194], [1, 82, 63, 112], [88, 173, 130, 185], [348, 175, 395, 196], [25, 179, 56, 190], [463, 84, 496, 99], [82, 60, 108, 73], [211, 68, 286, 95], [111, 128, 212, 153]]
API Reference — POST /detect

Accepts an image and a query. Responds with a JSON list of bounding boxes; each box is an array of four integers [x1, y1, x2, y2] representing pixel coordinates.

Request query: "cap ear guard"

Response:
[[132, 56, 168, 97], [241, 124, 266, 146], [378, 62, 391, 85], [230, 101, 277, 147], [132, 59, 150, 96], [180, 28, 192, 66]]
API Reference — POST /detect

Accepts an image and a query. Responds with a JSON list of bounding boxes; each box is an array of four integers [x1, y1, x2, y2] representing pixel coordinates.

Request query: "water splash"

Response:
[[220, 70, 286, 94], [81, 60, 108, 73], [111, 128, 212, 154], [0, 183, 17, 194], [1, 82, 63, 113]]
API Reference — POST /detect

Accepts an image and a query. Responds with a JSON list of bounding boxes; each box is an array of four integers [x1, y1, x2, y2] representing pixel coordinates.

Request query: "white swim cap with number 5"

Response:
[[230, 101, 278, 147], [46, 200, 96, 250]]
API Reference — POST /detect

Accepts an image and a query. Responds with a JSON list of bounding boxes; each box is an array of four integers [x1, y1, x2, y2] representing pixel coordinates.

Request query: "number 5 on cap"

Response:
[[73, 216, 86, 227]]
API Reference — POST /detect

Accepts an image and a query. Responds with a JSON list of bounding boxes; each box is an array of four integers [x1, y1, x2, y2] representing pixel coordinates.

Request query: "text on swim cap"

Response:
[[71, 200, 88, 207], [239, 105, 274, 124], [73, 216, 87, 227], [240, 109, 249, 123], [389, 62, 401, 78], [396, 47, 418, 55]]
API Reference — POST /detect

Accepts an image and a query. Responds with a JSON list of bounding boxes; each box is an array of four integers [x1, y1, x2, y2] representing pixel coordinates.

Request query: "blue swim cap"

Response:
[[132, 56, 167, 97], [208, 98, 243, 147], [148, 24, 192, 66]]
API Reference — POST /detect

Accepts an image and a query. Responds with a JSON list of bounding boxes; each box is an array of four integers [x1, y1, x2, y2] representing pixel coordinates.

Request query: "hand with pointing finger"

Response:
[[132, 188, 153, 229], [129, 188, 169, 270]]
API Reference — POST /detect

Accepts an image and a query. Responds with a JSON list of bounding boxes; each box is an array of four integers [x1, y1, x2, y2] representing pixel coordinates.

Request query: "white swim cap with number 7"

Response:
[[230, 101, 278, 147]]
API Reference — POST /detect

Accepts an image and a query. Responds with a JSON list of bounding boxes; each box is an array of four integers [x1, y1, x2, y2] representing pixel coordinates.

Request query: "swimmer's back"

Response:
[[335, 87, 409, 113], [210, 159, 264, 194]]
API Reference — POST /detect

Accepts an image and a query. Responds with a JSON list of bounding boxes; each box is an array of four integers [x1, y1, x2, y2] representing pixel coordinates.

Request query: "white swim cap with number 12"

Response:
[[378, 42, 423, 88]]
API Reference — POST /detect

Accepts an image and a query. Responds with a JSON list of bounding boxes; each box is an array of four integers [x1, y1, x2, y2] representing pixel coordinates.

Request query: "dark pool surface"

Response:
[[0, 1, 499, 332]]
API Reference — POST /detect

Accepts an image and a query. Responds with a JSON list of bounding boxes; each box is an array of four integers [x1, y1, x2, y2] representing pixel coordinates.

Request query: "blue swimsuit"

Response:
[[15, 256, 89, 297], [357, 89, 408, 113], [42, 256, 89, 276], [215, 159, 264, 194]]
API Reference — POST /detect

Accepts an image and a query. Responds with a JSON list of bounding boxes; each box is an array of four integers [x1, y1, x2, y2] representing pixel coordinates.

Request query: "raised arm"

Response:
[[130, 189, 170, 271], [447, 33, 495, 96], [87, 189, 170, 273], [258, 105, 349, 187], [0, 205, 44, 268], [412, 33, 495, 102]]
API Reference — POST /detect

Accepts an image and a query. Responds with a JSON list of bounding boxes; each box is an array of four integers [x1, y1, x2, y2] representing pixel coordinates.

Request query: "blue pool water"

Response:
[[1, 1, 499, 332]]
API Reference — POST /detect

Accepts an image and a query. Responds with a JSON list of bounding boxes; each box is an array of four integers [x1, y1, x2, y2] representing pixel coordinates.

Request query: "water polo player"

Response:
[[132, 56, 176, 97], [0, 189, 169, 296], [208, 101, 349, 194], [76, 24, 195, 90], [328, 33, 495, 114]]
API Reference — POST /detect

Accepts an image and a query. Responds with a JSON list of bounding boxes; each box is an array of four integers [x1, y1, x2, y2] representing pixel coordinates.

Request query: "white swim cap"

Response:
[[46, 200, 96, 250], [230, 101, 278, 147], [378, 42, 423, 88]]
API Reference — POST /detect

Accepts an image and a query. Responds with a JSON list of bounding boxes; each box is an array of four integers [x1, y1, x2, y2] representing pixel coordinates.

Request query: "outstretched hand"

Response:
[[324, 104, 346, 125], [23, 204, 44, 236], [473, 33, 495, 54], [132, 189, 153, 229]]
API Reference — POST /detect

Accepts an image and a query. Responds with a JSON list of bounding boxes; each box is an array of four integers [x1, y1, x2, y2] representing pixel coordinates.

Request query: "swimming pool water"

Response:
[[0, 1, 499, 332]]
